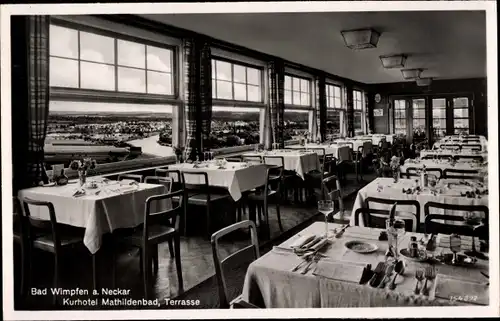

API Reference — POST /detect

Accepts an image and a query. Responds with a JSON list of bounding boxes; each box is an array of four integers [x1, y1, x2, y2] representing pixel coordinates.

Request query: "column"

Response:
[[315, 75, 327, 142], [346, 84, 355, 137], [267, 59, 285, 148]]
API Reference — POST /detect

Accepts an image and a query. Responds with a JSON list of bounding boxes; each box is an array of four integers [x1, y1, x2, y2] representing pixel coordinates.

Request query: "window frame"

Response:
[[49, 18, 180, 105], [452, 97, 471, 134], [211, 55, 266, 108], [394, 99, 408, 136], [284, 73, 313, 110]]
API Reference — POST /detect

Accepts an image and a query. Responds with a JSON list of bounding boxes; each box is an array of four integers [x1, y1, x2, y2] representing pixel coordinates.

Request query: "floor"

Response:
[[14, 172, 376, 310]]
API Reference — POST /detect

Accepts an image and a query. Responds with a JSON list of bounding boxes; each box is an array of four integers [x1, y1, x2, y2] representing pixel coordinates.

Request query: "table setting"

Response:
[[286, 143, 351, 161]]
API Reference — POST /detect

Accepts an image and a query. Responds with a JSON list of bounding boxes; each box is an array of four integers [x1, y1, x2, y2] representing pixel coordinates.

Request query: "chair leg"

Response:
[[206, 204, 211, 240], [276, 203, 283, 232], [167, 239, 175, 259], [142, 246, 151, 300], [152, 244, 159, 275], [174, 234, 184, 294]]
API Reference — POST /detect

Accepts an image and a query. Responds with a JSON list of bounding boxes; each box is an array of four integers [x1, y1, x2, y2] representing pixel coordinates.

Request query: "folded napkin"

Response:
[[434, 274, 488, 305], [344, 227, 381, 241], [313, 260, 365, 284], [72, 189, 86, 198], [309, 238, 330, 252], [290, 235, 316, 248]]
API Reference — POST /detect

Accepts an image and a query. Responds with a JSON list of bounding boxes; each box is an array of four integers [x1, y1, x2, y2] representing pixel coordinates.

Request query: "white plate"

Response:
[[344, 240, 378, 254]]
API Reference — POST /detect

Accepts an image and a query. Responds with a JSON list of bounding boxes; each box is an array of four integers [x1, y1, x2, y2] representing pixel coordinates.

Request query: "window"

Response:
[[284, 109, 310, 141], [50, 24, 174, 95], [47, 22, 176, 169], [453, 97, 470, 134], [412, 98, 427, 140], [432, 98, 447, 138], [285, 75, 312, 107], [353, 90, 363, 134], [394, 99, 407, 135], [325, 84, 344, 139], [209, 106, 260, 148], [211, 59, 262, 102]]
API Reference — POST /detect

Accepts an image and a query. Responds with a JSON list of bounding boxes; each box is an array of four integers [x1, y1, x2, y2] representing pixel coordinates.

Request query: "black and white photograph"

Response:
[[1, 1, 498, 319]]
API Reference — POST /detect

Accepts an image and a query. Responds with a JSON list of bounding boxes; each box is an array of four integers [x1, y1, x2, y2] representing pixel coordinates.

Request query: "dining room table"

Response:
[[17, 177, 171, 254], [333, 138, 373, 156], [400, 158, 487, 175], [433, 135, 488, 152], [242, 150, 320, 180], [420, 149, 488, 162], [167, 161, 268, 201], [286, 143, 351, 162], [349, 177, 489, 228], [242, 222, 489, 308]]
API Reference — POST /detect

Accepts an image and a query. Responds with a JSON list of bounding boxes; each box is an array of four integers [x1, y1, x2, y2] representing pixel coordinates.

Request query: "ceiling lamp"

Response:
[[416, 78, 432, 86], [401, 68, 423, 80], [341, 28, 381, 50], [379, 54, 407, 68]]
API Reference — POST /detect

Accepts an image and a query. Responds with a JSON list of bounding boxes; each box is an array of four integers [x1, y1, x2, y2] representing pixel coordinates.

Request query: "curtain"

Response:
[[346, 84, 354, 137], [15, 16, 51, 189], [183, 38, 212, 161], [267, 60, 285, 148], [315, 75, 327, 142]]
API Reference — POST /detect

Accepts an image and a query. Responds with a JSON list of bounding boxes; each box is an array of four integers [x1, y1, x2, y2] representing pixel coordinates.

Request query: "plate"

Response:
[[42, 182, 56, 187], [400, 248, 428, 262], [344, 240, 378, 254]]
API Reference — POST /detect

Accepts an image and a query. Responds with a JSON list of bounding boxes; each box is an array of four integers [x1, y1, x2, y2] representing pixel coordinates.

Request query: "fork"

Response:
[[422, 266, 436, 296], [414, 269, 425, 295]]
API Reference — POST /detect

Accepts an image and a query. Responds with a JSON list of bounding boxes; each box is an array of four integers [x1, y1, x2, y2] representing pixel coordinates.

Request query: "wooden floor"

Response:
[[14, 173, 376, 310]]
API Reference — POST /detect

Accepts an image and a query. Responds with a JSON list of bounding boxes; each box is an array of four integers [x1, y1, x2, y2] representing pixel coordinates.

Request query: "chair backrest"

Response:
[[118, 173, 143, 183], [19, 197, 62, 250], [144, 190, 184, 234], [322, 154, 335, 175], [440, 144, 461, 151], [442, 168, 482, 180], [155, 168, 170, 177], [422, 153, 453, 160], [263, 155, 284, 168], [155, 169, 182, 191], [363, 197, 421, 232], [310, 148, 326, 159], [424, 202, 488, 239], [144, 176, 173, 193], [453, 155, 484, 162], [211, 220, 259, 309], [265, 166, 284, 197], [461, 144, 482, 152], [404, 167, 443, 179], [181, 171, 210, 196], [242, 155, 262, 164], [321, 175, 344, 213]]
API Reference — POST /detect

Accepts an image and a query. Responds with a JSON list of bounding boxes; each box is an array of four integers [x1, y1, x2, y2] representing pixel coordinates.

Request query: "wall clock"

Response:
[[375, 93, 382, 103]]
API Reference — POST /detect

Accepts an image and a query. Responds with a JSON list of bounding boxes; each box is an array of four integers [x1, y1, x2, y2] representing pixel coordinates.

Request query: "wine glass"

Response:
[[463, 212, 483, 258], [318, 200, 334, 238], [386, 218, 406, 262]]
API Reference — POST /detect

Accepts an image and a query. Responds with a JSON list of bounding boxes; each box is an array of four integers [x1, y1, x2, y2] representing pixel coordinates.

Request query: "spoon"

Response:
[[388, 260, 405, 290]]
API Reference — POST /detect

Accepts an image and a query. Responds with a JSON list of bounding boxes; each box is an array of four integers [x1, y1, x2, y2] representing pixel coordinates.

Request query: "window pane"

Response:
[[354, 112, 362, 129], [293, 78, 300, 91], [433, 118, 446, 129], [454, 108, 468, 118], [433, 98, 446, 108], [396, 108, 406, 118], [334, 86, 341, 98], [146, 46, 171, 72], [453, 98, 469, 108], [117, 40, 145, 69], [413, 119, 426, 130], [147, 71, 172, 95], [234, 83, 246, 101], [454, 128, 469, 135], [118, 67, 146, 93], [233, 65, 246, 83], [300, 93, 310, 106], [215, 61, 231, 81], [413, 108, 425, 119], [50, 25, 78, 59], [80, 31, 114, 64], [326, 109, 341, 138], [293, 91, 300, 105], [454, 118, 469, 129], [80, 61, 115, 91], [212, 79, 216, 97], [433, 108, 446, 118], [285, 90, 292, 105], [284, 109, 309, 140], [284, 76, 292, 90], [413, 99, 425, 109], [211, 106, 260, 147], [50, 57, 79, 88], [300, 79, 309, 93], [211, 60, 216, 79], [334, 98, 342, 108], [216, 80, 232, 99], [247, 68, 260, 86], [247, 85, 261, 102]]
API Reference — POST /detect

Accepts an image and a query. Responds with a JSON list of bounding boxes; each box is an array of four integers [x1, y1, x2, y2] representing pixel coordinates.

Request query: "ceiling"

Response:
[[140, 11, 486, 84]]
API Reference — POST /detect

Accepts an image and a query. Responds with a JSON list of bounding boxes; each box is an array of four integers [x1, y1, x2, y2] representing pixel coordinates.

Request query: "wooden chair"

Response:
[[453, 155, 484, 162], [211, 220, 260, 309], [422, 154, 453, 160], [461, 144, 482, 152], [117, 190, 185, 299], [242, 155, 262, 164], [118, 173, 143, 183], [247, 166, 284, 238], [361, 198, 421, 232], [440, 144, 461, 151], [352, 145, 364, 181], [154, 169, 182, 192], [404, 167, 443, 179], [155, 168, 170, 177], [320, 175, 345, 219], [424, 202, 488, 240], [181, 171, 232, 238], [263, 155, 297, 202], [19, 198, 92, 304], [442, 168, 482, 180]]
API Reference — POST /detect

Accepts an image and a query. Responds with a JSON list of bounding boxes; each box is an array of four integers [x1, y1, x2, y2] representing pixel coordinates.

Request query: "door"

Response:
[[411, 98, 427, 144], [431, 97, 447, 143], [451, 96, 473, 135]]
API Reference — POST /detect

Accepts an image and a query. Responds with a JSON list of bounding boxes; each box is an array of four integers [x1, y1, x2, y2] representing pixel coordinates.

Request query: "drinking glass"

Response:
[[386, 218, 406, 261], [463, 212, 483, 258], [318, 200, 334, 238]]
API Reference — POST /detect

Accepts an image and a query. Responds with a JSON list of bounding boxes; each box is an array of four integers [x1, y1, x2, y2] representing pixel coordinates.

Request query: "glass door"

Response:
[[411, 98, 427, 144], [452, 97, 471, 134], [431, 98, 447, 141]]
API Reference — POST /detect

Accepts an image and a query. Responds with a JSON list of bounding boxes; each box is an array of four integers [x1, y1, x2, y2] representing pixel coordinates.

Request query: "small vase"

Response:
[[79, 170, 87, 187], [393, 169, 400, 183]]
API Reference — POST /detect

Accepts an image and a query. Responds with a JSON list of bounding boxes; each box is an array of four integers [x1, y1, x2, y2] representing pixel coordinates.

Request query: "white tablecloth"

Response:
[[243, 150, 320, 180], [349, 178, 488, 227], [167, 162, 267, 201], [401, 159, 486, 175], [286, 144, 351, 162], [433, 136, 488, 152], [242, 222, 487, 308], [334, 139, 373, 156], [420, 149, 488, 162], [357, 134, 395, 145], [18, 180, 170, 254]]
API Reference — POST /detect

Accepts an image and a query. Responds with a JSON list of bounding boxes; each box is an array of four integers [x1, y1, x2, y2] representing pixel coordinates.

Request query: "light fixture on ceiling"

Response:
[[341, 28, 381, 50], [401, 68, 423, 80], [416, 78, 432, 86], [379, 54, 407, 68]]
